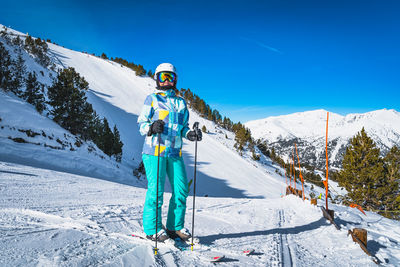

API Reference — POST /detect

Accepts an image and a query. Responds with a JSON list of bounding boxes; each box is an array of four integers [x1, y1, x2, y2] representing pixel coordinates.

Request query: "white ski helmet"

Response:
[[154, 63, 178, 90], [154, 63, 177, 79]]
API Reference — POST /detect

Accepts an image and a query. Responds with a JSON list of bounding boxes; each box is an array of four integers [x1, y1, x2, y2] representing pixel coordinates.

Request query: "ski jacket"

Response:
[[138, 89, 190, 158]]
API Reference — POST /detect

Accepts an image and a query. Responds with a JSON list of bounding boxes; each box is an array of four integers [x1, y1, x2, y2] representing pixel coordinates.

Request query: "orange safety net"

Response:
[[349, 203, 366, 216]]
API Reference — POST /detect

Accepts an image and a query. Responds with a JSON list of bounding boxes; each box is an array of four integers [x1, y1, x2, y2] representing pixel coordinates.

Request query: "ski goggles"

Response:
[[157, 71, 177, 83]]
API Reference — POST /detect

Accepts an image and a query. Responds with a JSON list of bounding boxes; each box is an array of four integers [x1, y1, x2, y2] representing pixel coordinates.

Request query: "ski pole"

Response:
[[191, 122, 199, 251], [154, 133, 161, 255]]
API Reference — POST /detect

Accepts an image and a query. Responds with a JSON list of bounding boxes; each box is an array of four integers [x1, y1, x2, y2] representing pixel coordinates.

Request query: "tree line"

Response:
[[98, 52, 151, 77], [178, 88, 256, 155]]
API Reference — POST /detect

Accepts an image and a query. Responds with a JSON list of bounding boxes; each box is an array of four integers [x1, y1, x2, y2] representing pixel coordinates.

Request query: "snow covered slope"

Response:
[[245, 109, 400, 168], [0, 90, 138, 185]]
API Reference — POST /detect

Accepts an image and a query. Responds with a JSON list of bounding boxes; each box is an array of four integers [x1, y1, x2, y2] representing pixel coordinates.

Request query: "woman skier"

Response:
[[137, 63, 202, 242]]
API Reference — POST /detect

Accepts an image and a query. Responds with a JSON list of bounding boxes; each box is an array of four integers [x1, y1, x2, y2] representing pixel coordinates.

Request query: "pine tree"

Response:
[[24, 35, 50, 67], [112, 125, 123, 162], [338, 128, 392, 212], [270, 147, 276, 161], [207, 108, 213, 121], [88, 112, 103, 144], [11, 53, 26, 95], [0, 42, 13, 91], [382, 146, 400, 218], [99, 118, 114, 157], [135, 64, 146, 76], [101, 53, 108, 59], [24, 35, 34, 52], [48, 67, 94, 139], [199, 100, 207, 116], [23, 72, 45, 113], [12, 35, 23, 46]]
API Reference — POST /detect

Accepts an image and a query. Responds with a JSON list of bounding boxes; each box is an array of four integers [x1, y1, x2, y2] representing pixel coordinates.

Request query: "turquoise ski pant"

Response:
[[142, 154, 189, 235]]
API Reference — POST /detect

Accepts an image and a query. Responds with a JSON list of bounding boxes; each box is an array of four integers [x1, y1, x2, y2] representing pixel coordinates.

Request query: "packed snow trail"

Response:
[[2, 162, 397, 266]]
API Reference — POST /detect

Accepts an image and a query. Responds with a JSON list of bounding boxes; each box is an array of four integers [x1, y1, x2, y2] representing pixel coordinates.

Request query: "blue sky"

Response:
[[1, 0, 399, 122]]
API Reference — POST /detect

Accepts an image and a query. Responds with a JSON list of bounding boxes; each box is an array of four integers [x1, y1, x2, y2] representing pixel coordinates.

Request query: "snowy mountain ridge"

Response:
[[245, 109, 400, 168]]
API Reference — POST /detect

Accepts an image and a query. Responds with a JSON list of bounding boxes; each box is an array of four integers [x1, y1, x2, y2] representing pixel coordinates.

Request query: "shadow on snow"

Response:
[[198, 217, 329, 245]]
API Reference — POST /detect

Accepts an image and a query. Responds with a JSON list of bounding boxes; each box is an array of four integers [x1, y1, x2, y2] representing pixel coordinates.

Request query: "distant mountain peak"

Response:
[[246, 109, 400, 169]]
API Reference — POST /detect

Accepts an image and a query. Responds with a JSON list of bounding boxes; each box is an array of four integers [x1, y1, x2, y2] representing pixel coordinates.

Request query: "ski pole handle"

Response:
[[193, 122, 199, 130], [193, 122, 200, 139]]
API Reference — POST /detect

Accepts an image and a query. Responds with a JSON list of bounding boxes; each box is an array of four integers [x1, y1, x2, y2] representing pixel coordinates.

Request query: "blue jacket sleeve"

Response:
[[137, 95, 155, 136], [182, 101, 190, 139]]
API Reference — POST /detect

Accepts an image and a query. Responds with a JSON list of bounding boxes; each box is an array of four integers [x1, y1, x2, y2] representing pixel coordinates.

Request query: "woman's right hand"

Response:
[[148, 120, 165, 136]]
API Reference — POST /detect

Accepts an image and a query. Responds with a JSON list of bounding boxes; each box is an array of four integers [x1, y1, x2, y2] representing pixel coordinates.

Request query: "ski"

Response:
[[210, 255, 225, 263], [131, 233, 256, 261], [182, 238, 256, 259], [130, 233, 191, 252], [130, 233, 174, 247], [242, 249, 255, 256], [130, 234, 148, 241]]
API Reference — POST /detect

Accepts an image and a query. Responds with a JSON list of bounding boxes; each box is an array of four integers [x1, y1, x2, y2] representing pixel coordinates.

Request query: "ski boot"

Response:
[[146, 228, 169, 243], [166, 227, 192, 241]]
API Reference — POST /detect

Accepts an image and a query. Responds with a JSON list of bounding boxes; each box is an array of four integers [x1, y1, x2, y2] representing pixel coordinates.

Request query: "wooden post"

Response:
[[321, 206, 340, 230], [353, 228, 367, 248], [347, 229, 380, 264], [327, 209, 334, 220]]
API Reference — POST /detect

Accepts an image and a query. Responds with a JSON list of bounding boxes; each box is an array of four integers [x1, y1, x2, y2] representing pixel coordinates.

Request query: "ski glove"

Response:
[[147, 120, 165, 136], [187, 129, 202, 141]]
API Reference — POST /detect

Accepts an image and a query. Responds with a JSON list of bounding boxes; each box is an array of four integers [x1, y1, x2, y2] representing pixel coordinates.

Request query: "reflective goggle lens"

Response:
[[158, 72, 176, 83]]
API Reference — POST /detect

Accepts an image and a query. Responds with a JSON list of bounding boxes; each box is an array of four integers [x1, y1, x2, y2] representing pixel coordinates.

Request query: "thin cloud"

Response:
[[240, 36, 283, 54]]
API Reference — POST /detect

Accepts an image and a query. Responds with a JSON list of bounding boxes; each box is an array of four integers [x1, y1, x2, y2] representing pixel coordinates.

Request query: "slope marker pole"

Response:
[[324, 112, 329, 210], [292, 150, 296, 191], [295, 143, 305, 200]]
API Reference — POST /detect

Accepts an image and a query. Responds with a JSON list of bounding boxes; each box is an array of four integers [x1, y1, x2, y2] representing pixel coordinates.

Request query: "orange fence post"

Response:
[[292, 151, 296, 190], [324, 112, 329, 210], [284, 163, 287, 186], [289, 160, 292, 188], [295, 143, 305, 201]]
